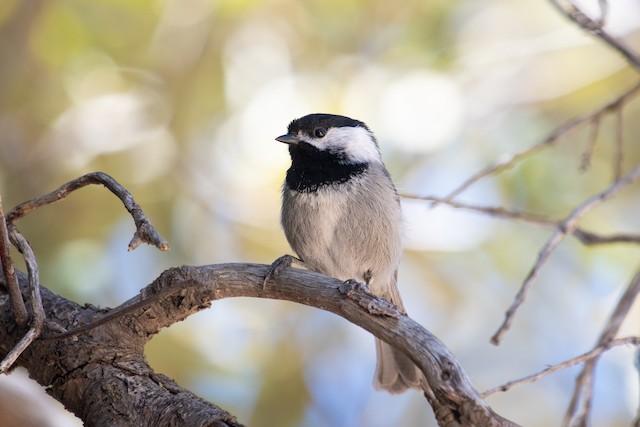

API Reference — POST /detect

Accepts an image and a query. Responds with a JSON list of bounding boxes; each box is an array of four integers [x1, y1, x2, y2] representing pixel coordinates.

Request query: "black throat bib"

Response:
[[286, 142, 368, 193]]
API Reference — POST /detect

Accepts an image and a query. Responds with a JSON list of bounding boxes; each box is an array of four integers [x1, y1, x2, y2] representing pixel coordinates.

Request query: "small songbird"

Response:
[[270, 113, 422, 393]]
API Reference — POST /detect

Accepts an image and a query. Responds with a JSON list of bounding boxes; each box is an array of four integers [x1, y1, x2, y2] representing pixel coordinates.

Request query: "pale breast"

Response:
[[281, 164, 403, 295]]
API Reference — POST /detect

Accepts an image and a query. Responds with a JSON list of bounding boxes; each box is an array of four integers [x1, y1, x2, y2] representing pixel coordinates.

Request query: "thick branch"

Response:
[[0, 270, 240, 427], [50, 263, 519, 427], [2, 263, 518, 427]]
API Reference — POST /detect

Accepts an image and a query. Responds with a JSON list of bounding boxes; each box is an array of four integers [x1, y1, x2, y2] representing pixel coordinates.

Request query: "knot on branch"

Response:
[[148, 266, 195, 295], [338, 279, 401, 318]]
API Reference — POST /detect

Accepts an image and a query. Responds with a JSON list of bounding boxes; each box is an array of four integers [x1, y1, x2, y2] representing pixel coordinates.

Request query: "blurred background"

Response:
[[1, 0, 640, 425]]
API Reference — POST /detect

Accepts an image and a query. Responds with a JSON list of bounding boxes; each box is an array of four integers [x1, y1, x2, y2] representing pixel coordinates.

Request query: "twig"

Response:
[[0, 172, 170, 372], [6, 172, 169, 252], [0, 195, 28, 327], [614, 107, 624, 181], [491, 164, 640, 345], [579, 115, 600, 172], [634, 348, 640, 427], [563, 268, 640, 427], [596, 0, 609, 28], [482, 336, 640, 398], [0, 227, 45, 373], [548, 0, 640, 71], [401, 195, 640, 246], [403, 194, 554, 225], [572, 229, 640, 245], [434, 82, 640, 205]]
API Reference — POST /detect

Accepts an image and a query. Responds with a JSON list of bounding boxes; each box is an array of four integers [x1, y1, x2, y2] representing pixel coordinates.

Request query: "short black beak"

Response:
[[276, 134, 299, 145]]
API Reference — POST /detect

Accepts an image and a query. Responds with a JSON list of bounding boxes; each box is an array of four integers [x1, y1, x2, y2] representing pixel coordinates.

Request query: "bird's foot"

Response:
[[339, 278, 369, 294], [338, 279, 400, 318], [263, 254, 304, 289]]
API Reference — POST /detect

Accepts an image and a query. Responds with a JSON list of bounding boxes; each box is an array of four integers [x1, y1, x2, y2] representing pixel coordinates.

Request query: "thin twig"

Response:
[[0, 195, 28, 326], [403, 194, 554, 225], [482, 336, 640, 398], [402, 195, 640, 246], [572, 229, 640, 245], [0, 172, 170, 371], [0, 228, 45, 373], [435, 82, 640, 205], [579, 115, 600, 172], [596, 0, 609, 28], [7, 172, 169, 252], [614, 107, 624, 181], [563, 268, 640, 426], [547, 0, 640, 71], [491, 164, 640, 345], [634, 348, 640, 427]]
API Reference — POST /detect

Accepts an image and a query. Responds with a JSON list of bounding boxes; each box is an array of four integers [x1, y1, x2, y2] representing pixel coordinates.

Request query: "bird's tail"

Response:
[[373, 338, 423, 394], [371, 271, 424, 393]]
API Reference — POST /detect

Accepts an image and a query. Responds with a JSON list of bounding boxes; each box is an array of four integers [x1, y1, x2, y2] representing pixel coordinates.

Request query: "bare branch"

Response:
[[6, 172, 169, 252], [35, 263, 519, 427], [435, 82, 640, 205], [491, 164, 640, 345], [0, 226, 45, 373], [572, 229, 640, 245], [401, 195, 640, 246], [0, 172, 171, 372], [579, 115, 600, 172], [0, 269, 242, 426], [596, 0, 609, 28], [614, 107, 624, 181], [0, 195, 27, 327], [563, 268, 640, 426], [548, 0, 640, 71], [482, 336, 640, 397], [634, 348, 640, 427]]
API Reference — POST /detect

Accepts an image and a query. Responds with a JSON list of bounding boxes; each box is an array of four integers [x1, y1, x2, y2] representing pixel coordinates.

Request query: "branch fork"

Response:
[[0, 172, 169, 373]]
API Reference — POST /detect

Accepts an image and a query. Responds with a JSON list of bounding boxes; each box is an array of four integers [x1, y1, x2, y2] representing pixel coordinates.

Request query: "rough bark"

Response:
[[0, 264, 518, 427], [0, 270, 241, 427]]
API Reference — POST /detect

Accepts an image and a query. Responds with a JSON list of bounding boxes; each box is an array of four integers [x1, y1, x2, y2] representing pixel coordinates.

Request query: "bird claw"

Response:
[[339, 279, 369, 294], [339, 279, 399, 318], [263, 254, 303, 289]]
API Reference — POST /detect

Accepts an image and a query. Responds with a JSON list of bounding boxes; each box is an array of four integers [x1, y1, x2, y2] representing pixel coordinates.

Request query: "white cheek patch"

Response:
[[298, 127, 382, 164]]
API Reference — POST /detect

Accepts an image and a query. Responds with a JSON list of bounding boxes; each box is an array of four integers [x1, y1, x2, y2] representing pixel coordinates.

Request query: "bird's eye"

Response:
[[314, 128, 326, 138]]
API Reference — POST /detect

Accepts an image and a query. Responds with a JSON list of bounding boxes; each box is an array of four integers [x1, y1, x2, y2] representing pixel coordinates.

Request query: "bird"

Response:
[[268, 113, 422, 394]]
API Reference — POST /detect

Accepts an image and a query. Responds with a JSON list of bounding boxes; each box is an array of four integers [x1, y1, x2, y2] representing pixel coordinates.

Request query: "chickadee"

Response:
[[271, 113, 422, 394]]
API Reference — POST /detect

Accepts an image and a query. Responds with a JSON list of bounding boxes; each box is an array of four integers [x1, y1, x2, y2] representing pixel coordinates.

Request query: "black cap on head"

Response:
[[287, 113, 370, 137]]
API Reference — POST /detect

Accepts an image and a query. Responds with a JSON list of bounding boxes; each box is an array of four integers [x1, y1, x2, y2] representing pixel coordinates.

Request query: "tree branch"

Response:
[[6, 171, 169, 252], [401, 195, 640, 246], [0, 228, 45, 373], [491, 164, 640, 344], [0, 195, 27, 326], [482, 336, 640, 398], [0, 172, 171, 374], [0, 263, 519, 427], [562, 267, 640, 427], [433, 81, 640, 206], [547, 0, 640, 71], [0, 269, 241, 427]]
